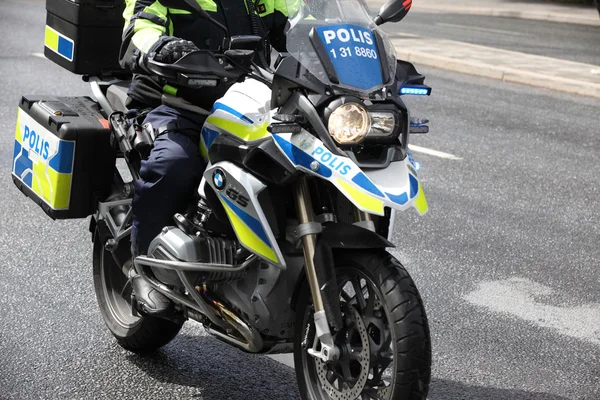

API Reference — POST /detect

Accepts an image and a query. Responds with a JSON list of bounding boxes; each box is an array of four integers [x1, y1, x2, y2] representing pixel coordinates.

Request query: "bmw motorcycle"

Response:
[[12, 0, 433, 398]]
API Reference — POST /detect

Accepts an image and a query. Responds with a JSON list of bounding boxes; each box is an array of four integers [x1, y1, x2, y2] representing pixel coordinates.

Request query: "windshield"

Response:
[[283, 0, 397, 94]]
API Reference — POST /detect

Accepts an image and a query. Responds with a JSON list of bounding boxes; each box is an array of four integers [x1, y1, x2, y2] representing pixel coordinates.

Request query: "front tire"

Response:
[[92, 230, 183, 352], [294, 250, 431, 400]]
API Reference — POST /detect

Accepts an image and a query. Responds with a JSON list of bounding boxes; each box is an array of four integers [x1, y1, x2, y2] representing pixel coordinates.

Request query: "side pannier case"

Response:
[[12, 96, 116, 219], [44, 0, 126, 76]]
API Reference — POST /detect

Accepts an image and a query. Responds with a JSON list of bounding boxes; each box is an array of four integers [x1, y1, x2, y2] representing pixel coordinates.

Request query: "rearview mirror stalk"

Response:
[[374, 0, 411, 25]]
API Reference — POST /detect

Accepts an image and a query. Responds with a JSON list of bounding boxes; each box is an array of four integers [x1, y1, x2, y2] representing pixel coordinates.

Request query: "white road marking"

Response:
[[408, 144, 463, 160], [435, 22, 530, 37], [464, 277, 600, 346], [591, 69, 600, 75], [267, 354, 295, 368], [31, 53, 46, 59]]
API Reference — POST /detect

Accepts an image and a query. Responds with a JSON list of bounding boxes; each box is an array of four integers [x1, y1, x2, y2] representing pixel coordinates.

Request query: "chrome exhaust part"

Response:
[[198, 286, 264, 353], [132, 255, 263, 353]]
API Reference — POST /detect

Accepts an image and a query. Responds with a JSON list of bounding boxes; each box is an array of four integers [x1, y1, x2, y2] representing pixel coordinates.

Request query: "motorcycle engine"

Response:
[[146, 198, 246, 286]]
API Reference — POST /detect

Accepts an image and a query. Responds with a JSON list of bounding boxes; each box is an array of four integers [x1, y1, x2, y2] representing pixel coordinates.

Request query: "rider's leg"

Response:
[[130, 105, 206, 316]]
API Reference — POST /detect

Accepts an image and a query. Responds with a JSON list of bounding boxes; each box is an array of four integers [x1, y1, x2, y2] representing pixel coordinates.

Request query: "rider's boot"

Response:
[[129, 248, 174, 317]]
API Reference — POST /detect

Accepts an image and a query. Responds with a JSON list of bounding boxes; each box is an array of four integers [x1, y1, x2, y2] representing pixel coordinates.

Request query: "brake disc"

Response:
[[315, 306, 370, 400]]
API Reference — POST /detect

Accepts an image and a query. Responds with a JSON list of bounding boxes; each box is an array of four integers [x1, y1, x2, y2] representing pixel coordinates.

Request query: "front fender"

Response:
[[312, 222, 393, 330]]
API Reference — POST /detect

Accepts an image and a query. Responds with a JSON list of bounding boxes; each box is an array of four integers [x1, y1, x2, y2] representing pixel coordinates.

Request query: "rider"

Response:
[[118, 0, 289, 316]]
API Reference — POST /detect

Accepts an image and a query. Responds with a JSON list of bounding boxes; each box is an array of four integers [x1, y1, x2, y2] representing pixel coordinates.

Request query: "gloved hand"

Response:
[[153, 38, 199, 64]]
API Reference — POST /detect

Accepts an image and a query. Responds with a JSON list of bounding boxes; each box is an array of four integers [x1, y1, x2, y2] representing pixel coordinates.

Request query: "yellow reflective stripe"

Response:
[[126, 1, 168, 53], [169, 8, 191, 14], [220, 198, 279, 263], [275, 0, 290, 16], [44, 26, 59, 51], [32, 161, 71, 209], [131, 25, 163, 53], [414, 182, 428, 215], [143, 1, 168, 20], [206, 117, 269, 142], [123, 0, 136, 29], [336, 179, 384, 215], [197, 0, 217, 12], [15, 109, 22, 144]]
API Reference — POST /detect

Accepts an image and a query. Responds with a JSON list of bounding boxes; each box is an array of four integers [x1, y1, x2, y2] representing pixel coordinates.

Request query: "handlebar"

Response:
[[145, 49, 251, 89]]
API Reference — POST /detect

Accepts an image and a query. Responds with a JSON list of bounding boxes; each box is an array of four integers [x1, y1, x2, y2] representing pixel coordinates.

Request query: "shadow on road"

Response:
[[125, 334, 571, 400], [429, 379, 572, 399], [126, 334, 301, 400]]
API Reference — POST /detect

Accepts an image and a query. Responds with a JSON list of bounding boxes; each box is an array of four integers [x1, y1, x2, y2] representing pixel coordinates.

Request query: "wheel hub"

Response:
[[315, 306, 370, 400]]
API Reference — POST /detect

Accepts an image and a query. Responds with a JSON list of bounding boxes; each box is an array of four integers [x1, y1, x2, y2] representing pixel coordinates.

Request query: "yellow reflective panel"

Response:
[[414, 182, 428, 215], [336, 179, 384, 215], [207, 117, 269, 142], [219, 199, 279, 263]]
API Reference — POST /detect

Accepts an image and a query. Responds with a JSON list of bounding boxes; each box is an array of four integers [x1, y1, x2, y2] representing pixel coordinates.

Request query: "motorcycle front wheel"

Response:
[[92, 230, 183, 352], [294, 250, 431, 400]]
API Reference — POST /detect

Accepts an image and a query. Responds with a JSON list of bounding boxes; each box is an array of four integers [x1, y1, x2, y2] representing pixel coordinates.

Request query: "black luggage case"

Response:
[[44, 0, 126, 76], [12, 96, 116, 219]]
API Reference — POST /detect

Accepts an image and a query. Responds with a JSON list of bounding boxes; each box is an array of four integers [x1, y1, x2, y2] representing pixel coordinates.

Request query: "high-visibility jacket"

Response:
[[119, 0, 289, 108]]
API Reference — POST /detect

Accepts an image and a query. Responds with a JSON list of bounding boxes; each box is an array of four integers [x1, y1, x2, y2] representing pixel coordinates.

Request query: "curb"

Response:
[[413, 6, 600, 27], [367, 0, 600, 26], [392, 41, 600, 99]]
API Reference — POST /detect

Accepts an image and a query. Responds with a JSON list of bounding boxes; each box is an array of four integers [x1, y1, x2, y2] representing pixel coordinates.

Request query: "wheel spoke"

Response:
[[326, 369, 337, 385], [364, 287, 376, 318], [362, 389, 384, 400], [340, 361, 354, 384], [352, 279, 367, 311], [373, 356, 393, 382], [341, 290, 353, 304], [349, 346, 363, 361], [381, 328, 392, 350], [120, 279, 132, 299]]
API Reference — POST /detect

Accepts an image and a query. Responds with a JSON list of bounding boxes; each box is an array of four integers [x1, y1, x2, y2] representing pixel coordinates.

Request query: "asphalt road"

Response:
[[382, 12, 600, 66], [2, 1, 600, 399]]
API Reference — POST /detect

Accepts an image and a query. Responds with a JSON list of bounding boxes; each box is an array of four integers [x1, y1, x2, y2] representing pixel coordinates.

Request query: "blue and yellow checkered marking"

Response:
[[44, 26, 74, 62], [219, 194, 278, 263], [12, 108, 75, 210]]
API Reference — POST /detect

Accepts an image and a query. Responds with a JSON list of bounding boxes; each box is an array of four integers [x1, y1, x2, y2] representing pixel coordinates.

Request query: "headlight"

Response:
[[369, 112, 397, 137], [328, 103, 371, 145]]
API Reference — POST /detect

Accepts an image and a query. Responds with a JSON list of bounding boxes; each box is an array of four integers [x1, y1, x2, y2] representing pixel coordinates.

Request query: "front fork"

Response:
[[294, 176, 376, 363]]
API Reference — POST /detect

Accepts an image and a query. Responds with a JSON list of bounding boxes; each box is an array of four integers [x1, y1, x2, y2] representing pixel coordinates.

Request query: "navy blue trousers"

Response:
[[131, 105, 207, 255]]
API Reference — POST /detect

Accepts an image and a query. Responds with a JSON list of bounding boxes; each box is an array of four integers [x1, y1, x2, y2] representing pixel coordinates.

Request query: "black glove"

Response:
[[153, 38, 199, 64]]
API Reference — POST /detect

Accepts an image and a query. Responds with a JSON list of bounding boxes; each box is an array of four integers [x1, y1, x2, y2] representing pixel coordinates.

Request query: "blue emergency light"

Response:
[[400, 85, 432, 96]]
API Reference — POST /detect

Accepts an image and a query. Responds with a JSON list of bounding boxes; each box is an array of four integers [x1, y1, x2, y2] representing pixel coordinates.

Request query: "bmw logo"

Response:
[[213, 169, 226, 190]]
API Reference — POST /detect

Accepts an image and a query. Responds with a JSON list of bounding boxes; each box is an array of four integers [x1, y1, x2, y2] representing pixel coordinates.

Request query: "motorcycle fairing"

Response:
[[203, 161, 286, 269], [272, 132, 428, 216], [200, 80, 272, 160]]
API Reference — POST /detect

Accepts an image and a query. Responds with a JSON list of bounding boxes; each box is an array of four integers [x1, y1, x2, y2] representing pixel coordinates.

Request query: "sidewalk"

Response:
[[390, 34, 600, 98], [370, 0, 600, 26]]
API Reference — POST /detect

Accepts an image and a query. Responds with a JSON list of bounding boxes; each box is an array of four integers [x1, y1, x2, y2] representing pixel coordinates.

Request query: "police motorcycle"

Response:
[[11, 0, 433, 398]]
